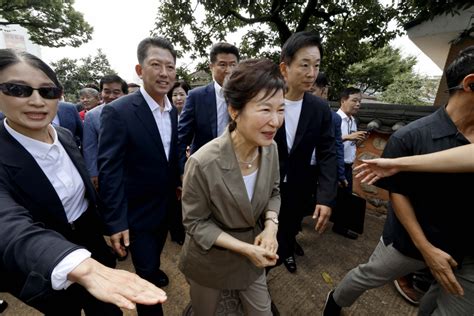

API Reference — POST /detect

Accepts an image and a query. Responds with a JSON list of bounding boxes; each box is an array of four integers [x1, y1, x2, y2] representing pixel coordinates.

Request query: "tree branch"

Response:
[[296, 0, 318, 32], [227, 9, 272, 24]]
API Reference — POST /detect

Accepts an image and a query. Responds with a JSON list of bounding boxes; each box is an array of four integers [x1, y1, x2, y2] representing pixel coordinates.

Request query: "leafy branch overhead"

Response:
[[52, 49, 116, 102], [153, 0, 471, 99], [0, 0, 93, 47], [152, 0, 401, 97]]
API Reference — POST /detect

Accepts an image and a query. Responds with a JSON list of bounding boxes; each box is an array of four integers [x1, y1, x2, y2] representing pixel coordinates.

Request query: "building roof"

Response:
[[330, 102, 437, 134]]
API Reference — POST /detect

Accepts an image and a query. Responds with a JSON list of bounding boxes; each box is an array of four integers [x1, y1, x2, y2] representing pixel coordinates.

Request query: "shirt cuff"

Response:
[[51, 249, 91, 290]]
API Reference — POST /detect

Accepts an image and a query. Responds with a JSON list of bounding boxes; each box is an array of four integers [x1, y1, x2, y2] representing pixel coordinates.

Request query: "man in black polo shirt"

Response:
[[323, 46, 474, 315]]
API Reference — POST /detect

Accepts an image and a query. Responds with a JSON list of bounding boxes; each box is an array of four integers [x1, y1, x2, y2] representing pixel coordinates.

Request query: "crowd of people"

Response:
[[0, 31, 472, 316]]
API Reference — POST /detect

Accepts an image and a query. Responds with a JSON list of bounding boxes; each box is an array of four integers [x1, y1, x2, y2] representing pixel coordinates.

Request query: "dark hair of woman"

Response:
[[167, 80, 191, 101], [0, 49, 62, 90]]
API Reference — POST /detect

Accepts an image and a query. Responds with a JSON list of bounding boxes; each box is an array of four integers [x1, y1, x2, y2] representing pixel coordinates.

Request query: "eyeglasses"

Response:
[[0, 83, 62, 99]]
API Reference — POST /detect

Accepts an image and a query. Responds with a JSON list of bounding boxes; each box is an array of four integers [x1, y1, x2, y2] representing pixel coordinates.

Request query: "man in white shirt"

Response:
[[177, 42, 239, 175], [98, 37, 180, 316], [334, 87, 367, 239]]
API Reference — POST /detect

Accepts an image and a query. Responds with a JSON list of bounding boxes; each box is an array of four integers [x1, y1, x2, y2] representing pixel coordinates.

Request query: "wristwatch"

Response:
[[265, 217, 279, 225]]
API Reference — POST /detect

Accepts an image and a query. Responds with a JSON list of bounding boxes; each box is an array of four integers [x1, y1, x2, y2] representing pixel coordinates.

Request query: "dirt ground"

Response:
[[1, 211, 418, 315]]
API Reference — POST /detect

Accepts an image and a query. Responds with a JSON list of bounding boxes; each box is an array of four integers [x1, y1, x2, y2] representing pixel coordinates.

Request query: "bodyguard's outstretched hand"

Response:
[[69, 258, 167, 310], [354, 159, 400, 185]]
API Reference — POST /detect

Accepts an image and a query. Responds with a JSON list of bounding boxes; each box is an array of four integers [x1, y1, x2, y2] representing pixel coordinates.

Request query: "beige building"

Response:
[[406, 5, 474, 106], [0, 24, 42, 57]]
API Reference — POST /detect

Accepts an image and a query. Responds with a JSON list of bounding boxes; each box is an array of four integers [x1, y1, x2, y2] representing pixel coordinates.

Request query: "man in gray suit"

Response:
[[83, 75, 128, 189]]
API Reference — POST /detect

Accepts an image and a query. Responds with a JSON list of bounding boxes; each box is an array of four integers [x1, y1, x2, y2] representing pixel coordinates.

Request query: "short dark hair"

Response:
[[167, 80, 191, 101], [210, 42, 240, 63], [127, 82, 140, 88], [137, 37, 177, 65], [340, 87, 361, 102], [224, 59, 285, 131], [99, 74, 128, 94], [314, 72, 330, 88], [280, 31, 323, 65], [445, 45, 474, 95], [0, 49, 62, 90]]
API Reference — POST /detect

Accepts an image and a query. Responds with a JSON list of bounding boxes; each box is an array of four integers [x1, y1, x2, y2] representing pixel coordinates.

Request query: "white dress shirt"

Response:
[[4, 120, 91, 290], [52, 114, 60, 126], [337, 109, 357, 163], [141, 87, 173, 160], [214, 81, 229, 137]]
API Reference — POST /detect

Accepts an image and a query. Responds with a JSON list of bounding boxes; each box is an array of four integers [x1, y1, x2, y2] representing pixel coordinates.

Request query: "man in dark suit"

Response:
[[274, 31, 337, 273], [53, 101, 83, 147], [177, 42, 239, 174], [98, 37, 179, 316]]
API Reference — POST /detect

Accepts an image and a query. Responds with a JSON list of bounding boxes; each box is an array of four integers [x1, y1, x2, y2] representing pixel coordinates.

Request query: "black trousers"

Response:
[[29, 209, 121, 316], [333, 163, 353, 231], [129, 219, 168, 316], [167, 196, 185, 242], [277, 183, 311, 259]]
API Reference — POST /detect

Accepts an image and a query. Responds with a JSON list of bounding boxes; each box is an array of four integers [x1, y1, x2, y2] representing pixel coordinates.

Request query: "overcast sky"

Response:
[[41, 0, 442, 84]]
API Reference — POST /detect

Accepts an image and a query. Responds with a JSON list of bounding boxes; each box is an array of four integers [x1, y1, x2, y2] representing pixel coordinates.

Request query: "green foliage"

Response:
[[152, 0, 463, 101], [396, 0, 473, 26], [345, 46, 417, 95], [52, 49, 116, 102], [0, 0, 93, 47], [152, 0, 401, 96], [176, 66, 193, 84], [380, 72, 433, 106]]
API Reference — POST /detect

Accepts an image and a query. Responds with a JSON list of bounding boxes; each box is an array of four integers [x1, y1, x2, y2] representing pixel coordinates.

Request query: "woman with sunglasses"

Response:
[[0, 49, 166, 314]]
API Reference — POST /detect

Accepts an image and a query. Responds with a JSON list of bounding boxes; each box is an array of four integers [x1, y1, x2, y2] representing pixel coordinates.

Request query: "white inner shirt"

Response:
[[243, 168, 259, 201], [141, 86, 173, 160], [284, 98, 303, 153], [337, 108, 357, 163]]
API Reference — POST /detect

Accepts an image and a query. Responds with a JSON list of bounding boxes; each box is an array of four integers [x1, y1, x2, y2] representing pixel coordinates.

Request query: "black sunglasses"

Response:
[[0, 83, 62, 99]]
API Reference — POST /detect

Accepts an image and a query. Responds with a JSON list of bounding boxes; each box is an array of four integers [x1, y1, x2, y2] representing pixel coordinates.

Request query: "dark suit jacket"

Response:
[[275, 92, 337, 208], [0, 122, 104, 303], [177, 82, 217, 174], [332, 111, 346, 182], [98, 91, 179, 234], [57, 102, 83, 147]]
